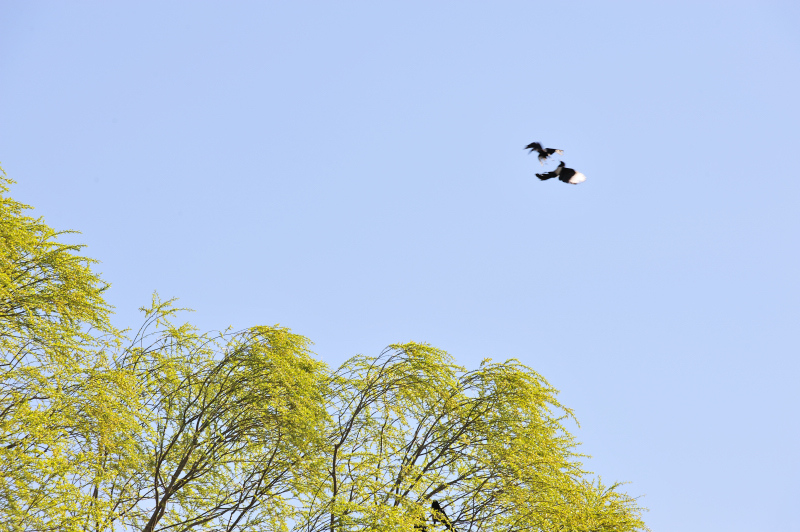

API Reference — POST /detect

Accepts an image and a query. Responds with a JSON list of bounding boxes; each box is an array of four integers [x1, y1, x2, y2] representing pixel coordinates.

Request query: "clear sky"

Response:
[[2, 2, 799, 530]]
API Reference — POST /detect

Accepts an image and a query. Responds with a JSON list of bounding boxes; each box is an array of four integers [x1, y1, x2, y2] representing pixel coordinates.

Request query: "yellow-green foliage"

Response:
[[114, 296, 331, 532], [0, 165, 140, 531], [0, 166, 114, 356], [304, 345, 648, 532], [0, 166, 647, 532]]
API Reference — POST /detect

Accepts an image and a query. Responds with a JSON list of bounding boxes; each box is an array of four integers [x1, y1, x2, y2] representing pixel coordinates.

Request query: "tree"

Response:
[[1, 165, 647, 531], [0, 168, 330, 532], [98, 296, 330, 532], [0, 165, 142, 531], [295, 344, 647, 532]]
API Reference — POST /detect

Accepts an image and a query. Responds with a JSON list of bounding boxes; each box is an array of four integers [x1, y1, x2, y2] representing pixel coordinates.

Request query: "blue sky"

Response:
[[2, 2, 799, 530]]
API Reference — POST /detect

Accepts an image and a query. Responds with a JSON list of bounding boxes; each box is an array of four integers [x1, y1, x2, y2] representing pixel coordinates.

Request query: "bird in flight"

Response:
[[536, 161, 586, 185], [525, 141, 563, 165]]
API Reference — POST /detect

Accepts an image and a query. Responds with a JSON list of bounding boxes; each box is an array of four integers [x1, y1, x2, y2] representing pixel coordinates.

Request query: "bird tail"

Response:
[[566, 172, 586, 184], [536, 172, 556, 181]]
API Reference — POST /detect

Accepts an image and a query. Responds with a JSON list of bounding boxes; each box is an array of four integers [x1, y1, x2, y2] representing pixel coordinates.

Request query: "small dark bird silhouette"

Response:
[[431, 500, 454, 531], [536, 161, 586, 185], [525, 141, 563, 165]]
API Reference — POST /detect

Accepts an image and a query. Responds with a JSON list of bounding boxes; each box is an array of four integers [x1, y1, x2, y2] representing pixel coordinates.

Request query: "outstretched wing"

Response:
[[536, 171, 557, 181], [534, 145, 563, 164], [525, 141, 543, 153]]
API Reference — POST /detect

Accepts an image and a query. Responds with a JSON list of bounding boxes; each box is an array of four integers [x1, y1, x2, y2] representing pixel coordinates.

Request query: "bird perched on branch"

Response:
[[536, 161, 586, 185], [525, 141, 563, 164], [431, 500, 454, 531]]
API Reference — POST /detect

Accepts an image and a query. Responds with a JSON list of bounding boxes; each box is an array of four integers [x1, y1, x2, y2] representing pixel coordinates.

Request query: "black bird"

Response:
[[536, 161, 586, 185], [525, 141, 563, 165], [431, 500, 454, 531]]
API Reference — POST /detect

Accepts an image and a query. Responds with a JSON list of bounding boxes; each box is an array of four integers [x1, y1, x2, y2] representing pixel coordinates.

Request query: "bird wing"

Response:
[[525, 142, 543, 152]]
